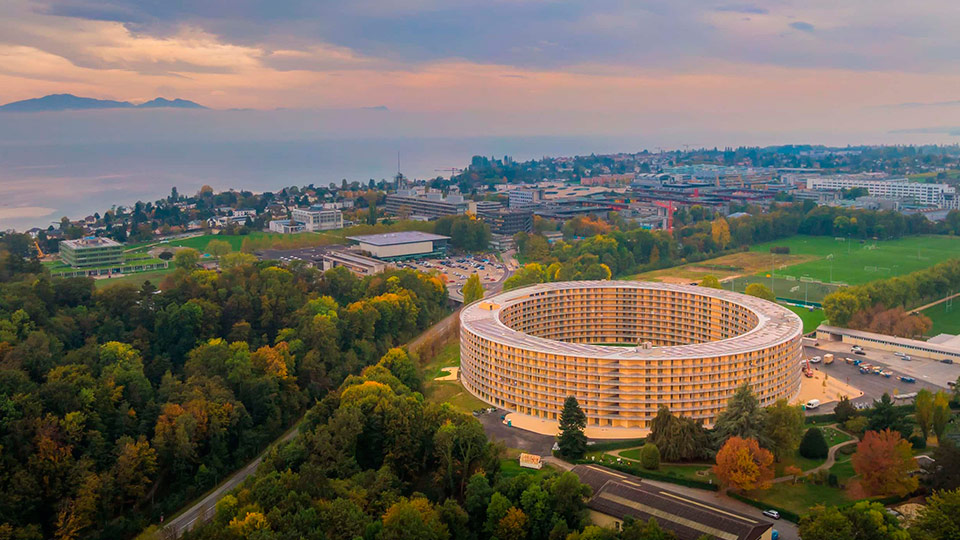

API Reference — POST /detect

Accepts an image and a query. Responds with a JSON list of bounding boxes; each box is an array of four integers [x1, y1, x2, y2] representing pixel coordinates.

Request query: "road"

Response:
[[162, 423, 302, 537]]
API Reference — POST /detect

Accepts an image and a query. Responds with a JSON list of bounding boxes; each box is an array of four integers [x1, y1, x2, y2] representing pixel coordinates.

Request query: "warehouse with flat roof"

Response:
[[572, 465, 774, 540], [346, 231, 450, 260]]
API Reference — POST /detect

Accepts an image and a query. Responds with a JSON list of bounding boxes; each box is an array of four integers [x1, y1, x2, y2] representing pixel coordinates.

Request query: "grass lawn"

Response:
[[599, 451, 716, 482], [94, 268, 175, 289], [821, 427, 853, 446], [422, 341, 461, 379], [634, 250, 818, 283], [499, 458, 554, 479], [420, 342, 489, 414], [921, 300, 960, 336], [784, 304, 827, 333], [749, 235, 960, 287], [743, 482, 852, 516], [777, 452, 824, 475], [829, 455, 856, 483]]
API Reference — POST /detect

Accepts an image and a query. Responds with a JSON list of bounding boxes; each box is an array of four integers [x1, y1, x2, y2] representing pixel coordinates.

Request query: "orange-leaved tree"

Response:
[[852, 429, 918, 497], [712, 436, 775, 491]]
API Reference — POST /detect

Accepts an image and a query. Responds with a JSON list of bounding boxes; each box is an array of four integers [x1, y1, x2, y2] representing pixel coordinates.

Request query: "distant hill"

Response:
[[0, 94, 207, 112], [136, 97, 207, 109]]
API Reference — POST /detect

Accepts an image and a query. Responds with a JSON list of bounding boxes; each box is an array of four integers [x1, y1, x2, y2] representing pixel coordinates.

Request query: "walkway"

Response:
[[601, 423, 859, 485], [910, 291, 960, 314]]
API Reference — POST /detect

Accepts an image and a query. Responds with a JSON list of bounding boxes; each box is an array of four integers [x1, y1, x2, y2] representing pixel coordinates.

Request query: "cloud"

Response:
[[715, 4, 768, 14], [789, 21, 815, 32]]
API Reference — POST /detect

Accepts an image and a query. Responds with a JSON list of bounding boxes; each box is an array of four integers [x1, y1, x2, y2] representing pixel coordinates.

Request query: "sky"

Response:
[[2, 0, 960, 137]]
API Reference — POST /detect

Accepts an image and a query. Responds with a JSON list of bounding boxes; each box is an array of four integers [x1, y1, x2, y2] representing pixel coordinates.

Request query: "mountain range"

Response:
[[0, 94, 207, 112]]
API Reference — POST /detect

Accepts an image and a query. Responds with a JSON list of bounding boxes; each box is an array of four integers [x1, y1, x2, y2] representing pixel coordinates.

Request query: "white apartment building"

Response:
[[508, 189, 542, 208], [806, 177, 957, 208], [290, 206, 343, 231]]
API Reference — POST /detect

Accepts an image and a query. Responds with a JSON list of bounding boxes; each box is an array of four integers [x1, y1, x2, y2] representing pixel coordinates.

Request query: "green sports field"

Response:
[[750, 235, 960, 286], [921, 301, 960, 336], [732, 235, 960, 303]]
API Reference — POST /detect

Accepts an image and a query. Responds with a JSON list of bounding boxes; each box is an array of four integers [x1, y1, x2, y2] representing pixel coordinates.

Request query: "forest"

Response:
[[0, 236, 450, 540]]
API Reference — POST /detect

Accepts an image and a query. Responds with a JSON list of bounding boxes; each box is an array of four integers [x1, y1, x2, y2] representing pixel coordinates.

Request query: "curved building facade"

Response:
[[459, 281, 803, 430]]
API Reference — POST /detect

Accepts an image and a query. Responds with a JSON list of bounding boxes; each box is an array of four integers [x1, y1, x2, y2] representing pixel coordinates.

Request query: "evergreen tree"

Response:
[[799, 427, 829, 459], [833, 396, 857, 424], [557, 396, 587, 459], [712, 383, 771, 448]]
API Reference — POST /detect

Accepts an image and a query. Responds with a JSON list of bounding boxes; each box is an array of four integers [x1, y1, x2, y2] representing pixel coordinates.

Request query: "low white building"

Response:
[[291, 206, 343, 231], [268, 220, 305, 234], [346, 231, 450, 260]]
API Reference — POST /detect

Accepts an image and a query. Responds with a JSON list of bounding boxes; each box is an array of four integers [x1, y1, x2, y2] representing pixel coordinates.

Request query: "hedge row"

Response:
[[587, 438, 646, 452], [578, 459, 719, 492], [727, 492, 801, 523]]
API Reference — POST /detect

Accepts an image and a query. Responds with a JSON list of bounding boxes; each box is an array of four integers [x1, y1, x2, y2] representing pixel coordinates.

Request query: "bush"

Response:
[[838, 443, 857, 456], [770, 246, 791, 254], [640, 444, 660, 471], [799, 427, 829, 459], [158, 251, 174, 260], [828, 473, 839, 488], [909, 434, 927, 450]]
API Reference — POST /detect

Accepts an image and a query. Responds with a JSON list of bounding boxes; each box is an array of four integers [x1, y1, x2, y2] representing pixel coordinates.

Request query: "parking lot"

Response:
[[398, 254, 508, 300], [803, 344, 953, 412]]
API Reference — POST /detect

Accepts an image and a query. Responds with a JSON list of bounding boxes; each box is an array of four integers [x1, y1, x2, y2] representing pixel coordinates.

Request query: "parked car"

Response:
[[810, 356, 821, 364], [805, 399, 821, 409], [902, 355, 912, 361], [899, 376, 916, 383], [948, 381, 956, 388], [852, 345, 864, 352], [894, 352, 906, 357], [845, 357, 856, 365], [762, 509, 781, 520], [855, 350, 866, 355], [881, 371, 893, 378], [942, 359, 954, 364]]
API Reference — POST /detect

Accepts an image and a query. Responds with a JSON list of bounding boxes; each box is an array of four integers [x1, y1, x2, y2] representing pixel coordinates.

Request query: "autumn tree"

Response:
[[711, 218, 731, 249], [174, 247, 201, 270], [930, 394, 951, 447], [381, 497, 449, 540], [915, 388, 934, 441], [557, 396, 587, 459], [852, 429, 919, 497], [712, 436, 774, 491], [462, 273, 484, 304], [700, 275, 722, 289], [205, 239, 232, 258], [744, 283, 776, 302], [911, 487, 960, 538], [799, 502, 906, 540]]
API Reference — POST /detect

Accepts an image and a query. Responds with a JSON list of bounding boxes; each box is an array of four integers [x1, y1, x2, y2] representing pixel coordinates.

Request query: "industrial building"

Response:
[[290, 206, 343, 231], [346, 231, 451, 260], [816, 325, 960, 362], [460, 281, 802, 431], [59, 237, 124, 268], [806, 176, 957, 208], [573, 465, 774, 540]]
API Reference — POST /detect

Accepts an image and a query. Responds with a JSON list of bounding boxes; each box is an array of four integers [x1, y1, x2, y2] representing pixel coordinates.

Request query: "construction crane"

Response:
[[34, 239, 44, 258], [653, 200, 676, 233], [434, 167, 463, 179]]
